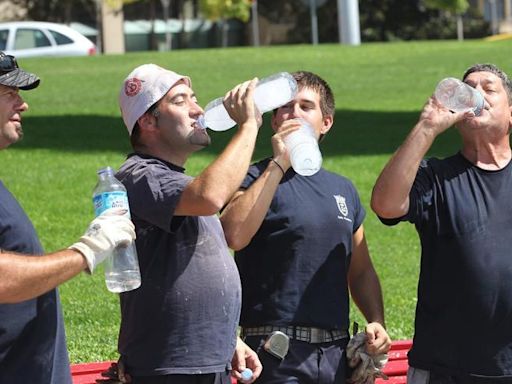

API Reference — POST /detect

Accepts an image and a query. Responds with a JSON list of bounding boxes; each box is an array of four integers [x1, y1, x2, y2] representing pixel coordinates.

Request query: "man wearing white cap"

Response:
[[113, 63, 263, 384], [0, 51, 136, 384]]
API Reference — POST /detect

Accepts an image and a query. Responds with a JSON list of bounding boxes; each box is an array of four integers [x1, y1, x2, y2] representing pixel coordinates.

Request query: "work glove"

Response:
[[347, 332, 389, 384], [96, 357, 131, 384], [69, 208, 136, 273]]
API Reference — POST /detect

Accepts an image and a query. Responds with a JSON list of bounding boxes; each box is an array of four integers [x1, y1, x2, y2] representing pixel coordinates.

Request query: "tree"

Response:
[[200, 0, 251, 46], [200, 0, 251, 21], [424, 0, 469, 41]]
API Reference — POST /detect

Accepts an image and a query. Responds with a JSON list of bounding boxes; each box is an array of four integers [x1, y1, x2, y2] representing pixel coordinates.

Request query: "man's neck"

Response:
[[461, 141, 512, 170], [133, 145, 188, 168]]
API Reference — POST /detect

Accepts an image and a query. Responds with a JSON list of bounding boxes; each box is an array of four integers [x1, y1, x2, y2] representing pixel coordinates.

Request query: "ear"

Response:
[[320, 114, 334, 136], [270, 113, 278, 132], [137, 113, 157, 132]]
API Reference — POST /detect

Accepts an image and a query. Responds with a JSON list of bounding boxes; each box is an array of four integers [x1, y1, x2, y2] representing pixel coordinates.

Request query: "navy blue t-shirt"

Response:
[[116, 154, 241, 376], [381, 153, 512, 378], [236, 159, 365, 331], [0, 181, 71, 383]]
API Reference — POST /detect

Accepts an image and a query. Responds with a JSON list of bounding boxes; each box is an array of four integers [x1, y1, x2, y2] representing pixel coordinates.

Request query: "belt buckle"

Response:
[[263, 331, 290, 360], [310, 328, 325, 343]]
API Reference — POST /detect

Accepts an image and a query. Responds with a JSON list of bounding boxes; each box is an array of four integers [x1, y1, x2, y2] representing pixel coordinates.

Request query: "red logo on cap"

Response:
[[125, 78, 142, 97]]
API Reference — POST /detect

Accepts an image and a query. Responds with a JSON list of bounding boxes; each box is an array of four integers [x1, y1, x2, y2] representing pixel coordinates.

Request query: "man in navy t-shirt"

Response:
[[114, 64, 262, 384], [0, 52, 135, 383], [221, 71, 391, 384], [372, 64, 512, 383]]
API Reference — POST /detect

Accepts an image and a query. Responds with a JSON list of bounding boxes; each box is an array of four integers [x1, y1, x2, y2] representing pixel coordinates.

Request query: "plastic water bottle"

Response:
[[434, 77, 484, 116], [284, 119, 323, 176], [240, 368, 253, 383], [92, 167, 141, 293], [198, 72, 298, 131]]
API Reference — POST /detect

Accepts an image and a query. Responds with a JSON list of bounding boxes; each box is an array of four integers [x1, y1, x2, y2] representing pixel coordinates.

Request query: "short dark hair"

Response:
[[463, 63, 512, 104], [292, 71, 335, 117], [130, 101, 160, 149]]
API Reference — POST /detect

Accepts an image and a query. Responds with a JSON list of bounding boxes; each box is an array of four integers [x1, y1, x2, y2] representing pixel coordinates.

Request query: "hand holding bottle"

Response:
[[283, 119, 323, 176], [269, 119, 301, 174], [434, 77, 484, 116], [222, 78, 262, 130], [92, 167, 141, 293], [69, 208, 135, 274], [198, 72, 298, 131]]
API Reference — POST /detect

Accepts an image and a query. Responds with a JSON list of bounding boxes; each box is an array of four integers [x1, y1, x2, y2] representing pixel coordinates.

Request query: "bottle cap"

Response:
[[97, 166, 115, 176], [241, 368, 253, 382]]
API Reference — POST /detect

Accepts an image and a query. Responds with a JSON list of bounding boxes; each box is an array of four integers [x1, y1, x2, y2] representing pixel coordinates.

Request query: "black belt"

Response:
[[242, 325, 348, 344]]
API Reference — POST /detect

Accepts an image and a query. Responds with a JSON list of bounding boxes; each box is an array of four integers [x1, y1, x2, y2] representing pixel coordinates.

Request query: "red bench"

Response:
[[375, 339, 411, 384], [71, 340, 411, 384]]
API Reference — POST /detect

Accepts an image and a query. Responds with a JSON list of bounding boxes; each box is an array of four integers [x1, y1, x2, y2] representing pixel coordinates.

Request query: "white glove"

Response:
[[69, 208, 136, 273], [346, 332, 388, 384]]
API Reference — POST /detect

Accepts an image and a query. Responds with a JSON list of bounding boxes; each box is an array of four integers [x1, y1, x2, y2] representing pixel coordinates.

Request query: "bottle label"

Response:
[[93, 191, 129, 216]]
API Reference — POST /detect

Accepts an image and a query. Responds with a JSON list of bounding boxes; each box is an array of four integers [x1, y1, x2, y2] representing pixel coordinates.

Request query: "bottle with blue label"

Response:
[[93, 167, 141, 293]]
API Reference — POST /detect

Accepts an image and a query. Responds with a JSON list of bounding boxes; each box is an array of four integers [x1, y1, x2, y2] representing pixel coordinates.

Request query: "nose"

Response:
[[16, 96, 28, 112], [288, 103, 304, 120], [191, 100, 204, 117], [474, 85, 490, 110], [280, 103, 300, 120]]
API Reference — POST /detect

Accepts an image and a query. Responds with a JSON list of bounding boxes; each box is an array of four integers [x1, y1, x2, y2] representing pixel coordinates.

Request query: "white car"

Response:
[[0, 21, 96, 58]]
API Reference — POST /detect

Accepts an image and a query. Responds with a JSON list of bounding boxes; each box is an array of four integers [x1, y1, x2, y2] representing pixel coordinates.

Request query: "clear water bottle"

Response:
[[198, 72, 298, 131], [434, 77, 484, 116], [284, 119, 322, 176], [92, 167, 141, 293]]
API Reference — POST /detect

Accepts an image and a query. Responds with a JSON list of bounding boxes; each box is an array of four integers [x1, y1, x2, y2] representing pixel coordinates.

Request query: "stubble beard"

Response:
[[188, 128, 211, 147], [15, 125, 23, 141], [2, 123, 23, 146]]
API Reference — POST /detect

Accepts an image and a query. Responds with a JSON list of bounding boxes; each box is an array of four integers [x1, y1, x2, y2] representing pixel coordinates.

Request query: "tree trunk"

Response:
[[95, 0, 103, 53], [149, 0, 158, 50], [222, 18, 228, 47], [161, 0, 172, 50], [456, 13, 464, 41]]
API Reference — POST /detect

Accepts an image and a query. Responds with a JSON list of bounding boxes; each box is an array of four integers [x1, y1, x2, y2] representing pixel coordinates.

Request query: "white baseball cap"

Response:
[[119, 63, 191, 135]]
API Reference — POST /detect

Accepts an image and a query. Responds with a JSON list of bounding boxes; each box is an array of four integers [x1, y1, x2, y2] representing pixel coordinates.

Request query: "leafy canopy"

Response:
[[424, 0, 469, 14], [200, 0, 252, 22]]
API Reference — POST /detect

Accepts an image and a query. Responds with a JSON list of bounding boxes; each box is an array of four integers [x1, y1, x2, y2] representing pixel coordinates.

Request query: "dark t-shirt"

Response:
[[236, 159, 365, 331], [0, 181, 71, 383], [381, 153, 512, 377], [116, 154, 241, 376]]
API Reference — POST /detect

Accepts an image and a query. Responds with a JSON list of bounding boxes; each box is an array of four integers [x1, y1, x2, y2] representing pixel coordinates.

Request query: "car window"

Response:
[[14, 28, 51, 49], [0, 29, 8, 50], [49, 30, 73, 45]]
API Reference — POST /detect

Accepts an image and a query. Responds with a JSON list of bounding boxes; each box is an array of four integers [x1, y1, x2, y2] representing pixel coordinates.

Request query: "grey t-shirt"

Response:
[[116, 154, 241, 376]]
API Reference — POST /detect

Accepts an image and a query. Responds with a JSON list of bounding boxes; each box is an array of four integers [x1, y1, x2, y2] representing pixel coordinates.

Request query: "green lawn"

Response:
[[1, 39, 511, 362]]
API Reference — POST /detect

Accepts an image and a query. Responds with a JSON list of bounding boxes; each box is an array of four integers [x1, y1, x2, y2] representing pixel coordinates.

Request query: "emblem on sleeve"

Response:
[[334, 195, 352, 221]]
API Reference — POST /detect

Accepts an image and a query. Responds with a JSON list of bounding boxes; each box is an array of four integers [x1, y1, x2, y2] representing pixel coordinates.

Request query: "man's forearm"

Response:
[[221, 159, 284, 250], [371, 121, 437, 219], [0, 249, 87, 303], [350, 268, 386, 327], [176, 120, 259, 216]]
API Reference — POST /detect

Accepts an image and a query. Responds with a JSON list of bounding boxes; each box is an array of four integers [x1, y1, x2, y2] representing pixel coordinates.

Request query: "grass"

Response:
[[2, 39, 511, 363]]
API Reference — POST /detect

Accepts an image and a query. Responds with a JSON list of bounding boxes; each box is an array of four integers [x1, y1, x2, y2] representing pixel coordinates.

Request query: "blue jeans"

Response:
[[244, 335, 349, 384]]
